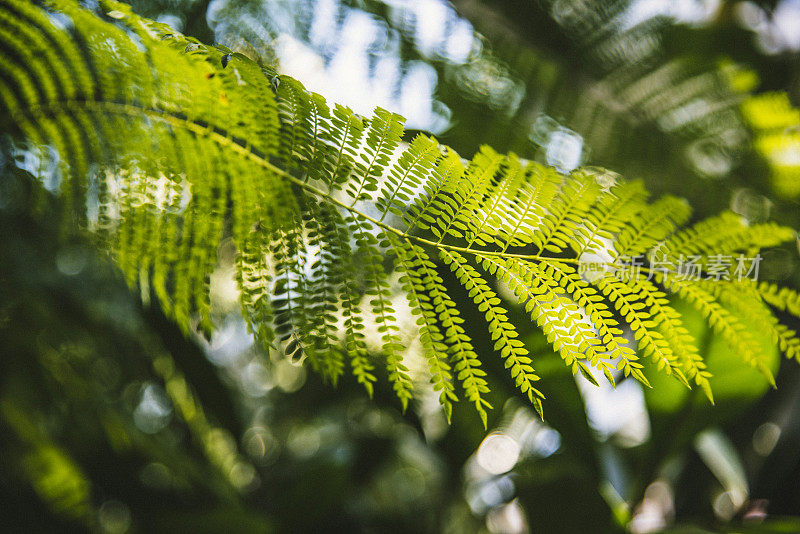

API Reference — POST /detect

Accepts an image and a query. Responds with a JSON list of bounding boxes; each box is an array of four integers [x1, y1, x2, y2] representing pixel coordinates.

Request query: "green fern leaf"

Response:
[[376, 134, 440, 222], [441, 249, 544, 418], [401, 147, 466, 232], [615, 196, 690, 258], [345, 108, 404, 203], [389, 235, 458, 420], [758, 282, 800, 319], [396, 241, 492, 426], [659, 273, 776, 386], [496, 162, 560, 252], [3, 0, 800, 424]]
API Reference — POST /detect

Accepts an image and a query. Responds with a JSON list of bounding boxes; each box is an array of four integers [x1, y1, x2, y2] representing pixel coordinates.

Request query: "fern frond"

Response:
[[177, 159, 228, 336], [333, 219, 377, 396], [464, 154, 525, 248], [226, 56, 281, 155], [345, 108, 404, 203], [431, 146, 504, 242], [536, 172, 600, 253], [662, 211, 795, 262], [271, 222, 312, 362], [324, 104, 366, 190], [442, 249, 547, 417], [758, 282, 800, 319], [237, 229, 277, 350], [480, 256, 606, 387], [497, 162, 560, 251], [573, 179, 648, 255], [303, 198, 348, 384], [401, 243, 492, 426], [350, 220, 413, 409], [401, 147, 466, 232], [3, 0, 800, 423], [658, 273, 776, 386], [594, 277, 662, 386], [546, 264, 639, 386], [633, 275, 712, 400], [615, 195, 690, 258], [389, 235, 458, 420], [713, 281, 800, 363], [275, 76, 315, 166], [376, 134, 440, 222]]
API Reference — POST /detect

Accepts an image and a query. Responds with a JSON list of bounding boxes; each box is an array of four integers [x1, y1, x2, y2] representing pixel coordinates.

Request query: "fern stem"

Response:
[[13, 98, 673, 277]]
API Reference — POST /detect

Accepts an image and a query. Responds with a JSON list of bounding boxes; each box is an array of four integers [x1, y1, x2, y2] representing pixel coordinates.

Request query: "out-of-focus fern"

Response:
[[2, 0, 799, 427], [741, 92, 800, 199]]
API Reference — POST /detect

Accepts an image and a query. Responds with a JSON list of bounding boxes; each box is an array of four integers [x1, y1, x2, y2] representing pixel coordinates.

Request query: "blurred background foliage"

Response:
[[2, 0, 800, 532]]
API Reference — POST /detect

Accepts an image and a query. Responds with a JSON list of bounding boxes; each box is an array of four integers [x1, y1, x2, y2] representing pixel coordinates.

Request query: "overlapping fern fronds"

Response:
[[2, 0, 799, 427]]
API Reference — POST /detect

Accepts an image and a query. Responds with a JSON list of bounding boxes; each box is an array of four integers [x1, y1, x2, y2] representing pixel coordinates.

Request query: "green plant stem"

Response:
[[13, 98, 655, 273]]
